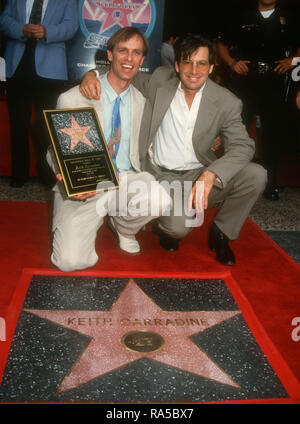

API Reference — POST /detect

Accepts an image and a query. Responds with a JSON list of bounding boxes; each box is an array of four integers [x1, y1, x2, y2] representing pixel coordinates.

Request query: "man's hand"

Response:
[[231, 60, 251, 75], [274, 57, 294, 74], [188, 170, 216, 213], [23, 24, 46, 39], [30, 24, 46, 39], [211, 136, 223, 158], [56, 174, 96, 201], [23, 24, 34, 38], [73, 192, 97, 201], [80, 70, 101, 99]]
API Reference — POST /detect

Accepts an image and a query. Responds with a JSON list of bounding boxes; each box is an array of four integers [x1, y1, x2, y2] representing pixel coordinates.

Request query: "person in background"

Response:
[[0, 0, 78, 188], [217, 0, 300, 200], [160, 34, 178, 68]]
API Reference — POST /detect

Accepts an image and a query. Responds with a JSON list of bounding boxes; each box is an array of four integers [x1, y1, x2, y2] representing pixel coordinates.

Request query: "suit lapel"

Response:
[[150, 79, 178, 139], [90, 99, 104, 128], [192, 79, 218, 145], [129, 86, 144, 171], [43, 0, 60, 24], [130, 87, 142, 141], [19, 0, 26, 22]]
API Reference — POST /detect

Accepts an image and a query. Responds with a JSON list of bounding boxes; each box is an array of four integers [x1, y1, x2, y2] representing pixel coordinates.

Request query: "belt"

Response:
[[158, 165, 194, 175], [250, 61, 276, 75]]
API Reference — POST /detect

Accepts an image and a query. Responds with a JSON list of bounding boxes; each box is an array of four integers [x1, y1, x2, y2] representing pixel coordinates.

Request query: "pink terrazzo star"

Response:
[[24, 279, 241, 394], [60, 116, 93, 151]]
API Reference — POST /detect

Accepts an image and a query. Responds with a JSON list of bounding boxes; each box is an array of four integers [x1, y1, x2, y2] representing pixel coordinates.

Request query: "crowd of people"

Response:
[[0, 0, 299, 272]]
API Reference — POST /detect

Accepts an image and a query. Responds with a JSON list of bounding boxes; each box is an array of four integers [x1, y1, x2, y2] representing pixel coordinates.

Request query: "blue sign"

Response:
[[67, 0, 164, 83]]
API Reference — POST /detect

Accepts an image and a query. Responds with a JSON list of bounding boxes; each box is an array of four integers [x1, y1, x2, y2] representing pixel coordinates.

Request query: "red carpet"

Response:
[[0, 201, 300, 402]]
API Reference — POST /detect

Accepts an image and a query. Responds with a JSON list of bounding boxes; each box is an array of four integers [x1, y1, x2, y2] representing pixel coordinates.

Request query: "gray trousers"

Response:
[[145, 161, 267, 240], [51, 171, 171, 272]]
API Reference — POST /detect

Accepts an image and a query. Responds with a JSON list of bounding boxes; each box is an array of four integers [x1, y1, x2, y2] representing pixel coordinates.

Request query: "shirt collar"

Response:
[[100, 73, 130, 105]]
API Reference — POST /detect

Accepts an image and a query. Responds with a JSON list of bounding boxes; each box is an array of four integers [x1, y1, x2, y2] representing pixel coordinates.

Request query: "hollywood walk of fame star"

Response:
[[97, 0, 143, 34], [60, 116, 94, 151], [24, 279, 242, 395]]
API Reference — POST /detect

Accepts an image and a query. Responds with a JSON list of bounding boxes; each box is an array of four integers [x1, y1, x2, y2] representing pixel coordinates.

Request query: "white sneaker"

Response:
[[108, 218, 141, 254]]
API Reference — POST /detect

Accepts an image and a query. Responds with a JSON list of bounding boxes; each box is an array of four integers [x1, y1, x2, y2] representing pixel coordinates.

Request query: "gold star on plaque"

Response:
[[60, 116, 94, 151]]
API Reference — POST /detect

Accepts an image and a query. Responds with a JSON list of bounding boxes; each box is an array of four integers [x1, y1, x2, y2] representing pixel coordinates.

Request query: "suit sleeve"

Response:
[[44, 0, 78, 44], [206, 98, 255, 188], [0, 0, 25, 40], [132, 72, 152, 97]]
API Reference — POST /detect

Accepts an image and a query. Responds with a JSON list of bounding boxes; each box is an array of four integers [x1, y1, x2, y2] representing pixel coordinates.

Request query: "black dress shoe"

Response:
[[208, 222, 235, 266], [152, 221, 179, 251], [10, 177, 27, 188]]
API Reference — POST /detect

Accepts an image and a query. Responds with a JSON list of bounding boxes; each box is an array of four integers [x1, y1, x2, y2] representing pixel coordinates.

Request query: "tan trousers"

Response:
[[51, 171, 171, 272]]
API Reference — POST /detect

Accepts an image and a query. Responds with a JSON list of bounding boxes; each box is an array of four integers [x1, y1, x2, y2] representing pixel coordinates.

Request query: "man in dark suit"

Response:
[[80, 34, 267, 266], [0, 0, 78, 187], [218, 0, 300, 200]]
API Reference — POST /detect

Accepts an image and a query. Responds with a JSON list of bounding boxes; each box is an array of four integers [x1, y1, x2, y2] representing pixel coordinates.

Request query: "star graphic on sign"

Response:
[[97, 0, 142, 34], [59, 116, 93, 151], [24, 279, 241, 395]]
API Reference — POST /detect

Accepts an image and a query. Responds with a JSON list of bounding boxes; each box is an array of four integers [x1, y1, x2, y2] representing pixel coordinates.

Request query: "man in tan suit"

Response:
[[80, 34, 267, 265], [47, 27, 171, 272]]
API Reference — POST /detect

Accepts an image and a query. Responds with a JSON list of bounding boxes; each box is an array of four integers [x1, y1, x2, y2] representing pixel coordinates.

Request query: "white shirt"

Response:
[[153, 82, 205, 170], [260, 9, 275, 19]]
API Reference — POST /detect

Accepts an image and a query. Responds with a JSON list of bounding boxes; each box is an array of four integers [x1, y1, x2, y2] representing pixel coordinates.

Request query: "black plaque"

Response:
[[44, 107, 119, 197]]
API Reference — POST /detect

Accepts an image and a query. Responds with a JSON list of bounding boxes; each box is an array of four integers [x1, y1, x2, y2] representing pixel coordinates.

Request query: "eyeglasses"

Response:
[[180, 59, 210, 69]]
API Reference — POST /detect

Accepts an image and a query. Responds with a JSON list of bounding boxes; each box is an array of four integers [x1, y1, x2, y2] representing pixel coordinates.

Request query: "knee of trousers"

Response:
[[51, 228, 98, 272], [239, 162, 268, 194], [159, 215, 192, 240], [130, 180, 172, 217], [155, 183, 173, 216], [51, 250, 98, 273]]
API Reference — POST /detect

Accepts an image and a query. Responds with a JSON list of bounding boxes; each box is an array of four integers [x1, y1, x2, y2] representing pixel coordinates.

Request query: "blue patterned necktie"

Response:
[[108, 96, 121, 176], [29, 0, 44, 24]]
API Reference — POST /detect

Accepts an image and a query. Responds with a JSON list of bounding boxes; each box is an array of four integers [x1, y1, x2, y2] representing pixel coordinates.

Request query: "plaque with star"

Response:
[[43, 107, 119, 197]]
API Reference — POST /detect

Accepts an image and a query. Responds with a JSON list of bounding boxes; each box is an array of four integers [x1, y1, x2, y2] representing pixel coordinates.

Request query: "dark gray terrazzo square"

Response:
[[266, 231, 300, 265], [0, 275, 289, 403]]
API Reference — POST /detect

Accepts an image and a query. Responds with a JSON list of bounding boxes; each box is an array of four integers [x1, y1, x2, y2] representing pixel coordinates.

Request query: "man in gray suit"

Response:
[[80, 34, 267, 265]]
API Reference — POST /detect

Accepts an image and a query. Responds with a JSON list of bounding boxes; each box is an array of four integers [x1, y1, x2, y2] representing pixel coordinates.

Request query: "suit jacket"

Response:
[[134, 66, 255, 189], [47, 82, 146, 192], [0, 0, 78, 79]]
